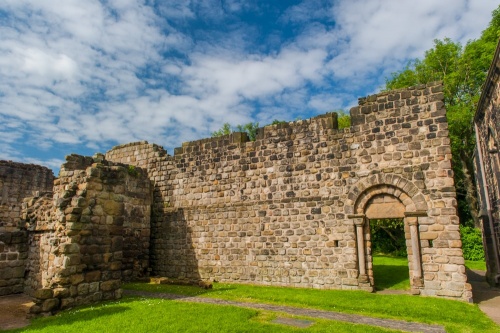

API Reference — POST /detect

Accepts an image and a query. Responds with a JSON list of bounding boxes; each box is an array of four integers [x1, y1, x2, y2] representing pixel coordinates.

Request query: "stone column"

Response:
[[350, 214, 368, 282], [405, 213, 424, 287]]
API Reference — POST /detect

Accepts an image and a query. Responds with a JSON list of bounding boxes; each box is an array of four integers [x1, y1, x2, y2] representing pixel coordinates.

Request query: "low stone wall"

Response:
[[22, 192, 56, 296]]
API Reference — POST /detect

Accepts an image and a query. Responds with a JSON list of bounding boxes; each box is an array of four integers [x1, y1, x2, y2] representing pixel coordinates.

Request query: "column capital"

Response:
[[404, 211, 427, 217], [347, 214, 365, 219], [406, 218, 418, 227], [348, 214, 365, 226]]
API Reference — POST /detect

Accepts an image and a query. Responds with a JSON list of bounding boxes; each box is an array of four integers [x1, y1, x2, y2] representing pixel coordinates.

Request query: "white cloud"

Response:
[[326, 0, 497, 80], [0, 0, 497, 171]]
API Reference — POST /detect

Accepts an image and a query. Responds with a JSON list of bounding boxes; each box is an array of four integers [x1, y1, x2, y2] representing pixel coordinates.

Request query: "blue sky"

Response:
[[0, 1, 497, 173]]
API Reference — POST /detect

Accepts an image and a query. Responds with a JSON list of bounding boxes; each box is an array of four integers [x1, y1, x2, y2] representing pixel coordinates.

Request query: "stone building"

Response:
[[0, 81, 473, 315], [474, 41, 500, 287]]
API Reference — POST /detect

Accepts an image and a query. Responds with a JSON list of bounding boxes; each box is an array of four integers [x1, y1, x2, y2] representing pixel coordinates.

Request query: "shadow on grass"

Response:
[[123, 282, 238, 297], [373, 265, 410, 290], [372, 256, 410, 291], [8, 302, 133, 333]]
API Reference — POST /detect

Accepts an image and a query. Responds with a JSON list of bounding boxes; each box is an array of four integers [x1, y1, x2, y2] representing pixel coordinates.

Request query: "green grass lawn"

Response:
[[372, 255, 410, 290], [465, 260, 487, 271], [6, 297, 394, 333], [371, 255, 487, 290], [123, 280, 498, 332], [5, 256, 496, 333]]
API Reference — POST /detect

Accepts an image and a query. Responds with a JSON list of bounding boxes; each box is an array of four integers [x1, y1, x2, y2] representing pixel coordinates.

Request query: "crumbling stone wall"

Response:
[[475, 42, 500, 286], [0, 161, 54, 232], [0, 161, 53, 296], [21, 155, 152, 315], [0, 81, 472, 305], [106, 81, 471, 301], [0, 231, 28, 296], [22, 192, 53, 296]]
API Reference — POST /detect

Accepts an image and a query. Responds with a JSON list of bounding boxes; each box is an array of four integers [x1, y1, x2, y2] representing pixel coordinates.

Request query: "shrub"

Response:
[[460, 226, 485, 261]]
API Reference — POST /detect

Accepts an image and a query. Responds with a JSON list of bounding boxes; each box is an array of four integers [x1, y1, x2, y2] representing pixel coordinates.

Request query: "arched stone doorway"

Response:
[[348, 180, 429, 293]]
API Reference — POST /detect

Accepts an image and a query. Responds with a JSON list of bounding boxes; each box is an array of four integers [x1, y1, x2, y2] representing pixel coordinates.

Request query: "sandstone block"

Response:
[[34, 288, 54, 300], [100, 279, 120, 292]]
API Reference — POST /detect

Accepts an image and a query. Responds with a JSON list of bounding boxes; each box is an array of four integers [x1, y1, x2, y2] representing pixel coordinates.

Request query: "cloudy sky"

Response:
[[0, 0, 497, 172]]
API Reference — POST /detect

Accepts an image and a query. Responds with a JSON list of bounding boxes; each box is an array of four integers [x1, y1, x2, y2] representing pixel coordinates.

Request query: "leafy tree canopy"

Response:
[[385, 5, 500, 227]]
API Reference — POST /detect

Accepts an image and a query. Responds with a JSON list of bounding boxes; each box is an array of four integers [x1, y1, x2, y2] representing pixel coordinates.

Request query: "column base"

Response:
[[358, 274, 369, 283], [412, 277, 424, 287]]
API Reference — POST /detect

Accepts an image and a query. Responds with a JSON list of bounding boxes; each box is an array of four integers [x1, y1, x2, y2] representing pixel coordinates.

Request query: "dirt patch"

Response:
[[0, 294, 33, 330]]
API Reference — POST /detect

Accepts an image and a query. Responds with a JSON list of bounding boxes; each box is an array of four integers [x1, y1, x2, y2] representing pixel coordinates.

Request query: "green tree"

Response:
[[337, 111, 351, 129], [236, 122, 259, 141], [385, 6, 500, 227], [211, 122, 232, 137], [211, 122, 260, 141]]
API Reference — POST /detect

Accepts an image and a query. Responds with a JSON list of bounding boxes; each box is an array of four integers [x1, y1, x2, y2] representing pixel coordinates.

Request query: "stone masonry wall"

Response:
[[0, 231, 28, 296], [0, 161, 54, 296], [475, 43, 500, 286], [22, 192, 53, 296], [0, 161, 54, 232], [22, 154, 152, 315], [106, 81, 471, 301]]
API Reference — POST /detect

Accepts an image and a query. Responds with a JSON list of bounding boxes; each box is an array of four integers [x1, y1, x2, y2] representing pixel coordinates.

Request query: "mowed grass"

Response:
[[124, 281, 498, 332], [5, 256, 496, 333], [6, 297, 399, 333], [465, 260, 487, 271], [372, 255, 411, 290]]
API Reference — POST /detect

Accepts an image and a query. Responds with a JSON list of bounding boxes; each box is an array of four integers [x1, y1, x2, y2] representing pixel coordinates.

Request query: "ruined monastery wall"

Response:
[[0, 161, 53, 296], [0, 81, 473, 310], [15, 155, 153, 315], [106, 81, 471, 300], [0, 161, 54, 232]]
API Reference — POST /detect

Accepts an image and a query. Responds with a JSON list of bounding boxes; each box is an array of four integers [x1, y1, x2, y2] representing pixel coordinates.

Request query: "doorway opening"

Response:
[[368, 218, 410, 291]]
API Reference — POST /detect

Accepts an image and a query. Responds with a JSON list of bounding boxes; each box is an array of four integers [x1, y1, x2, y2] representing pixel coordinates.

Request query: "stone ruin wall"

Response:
[[0, 81, 473, 311], [0, 161, 54, 232], [106, 81, 471, 301], [0, 161, 54, 296], [475, 47, 500, 286], [0, 155, 152, 315]]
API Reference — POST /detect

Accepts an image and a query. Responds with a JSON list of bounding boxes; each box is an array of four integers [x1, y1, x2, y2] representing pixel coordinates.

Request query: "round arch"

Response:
[[347, 174, 428, 292], [347, 173, 428, 214]]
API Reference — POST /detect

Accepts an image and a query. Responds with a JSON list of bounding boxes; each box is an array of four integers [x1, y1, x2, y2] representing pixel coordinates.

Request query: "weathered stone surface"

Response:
[[100, 279, 120, 292], [0, 82, 474, 317], [474, 42, 500, 288], [34, 288, 53, 300]]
